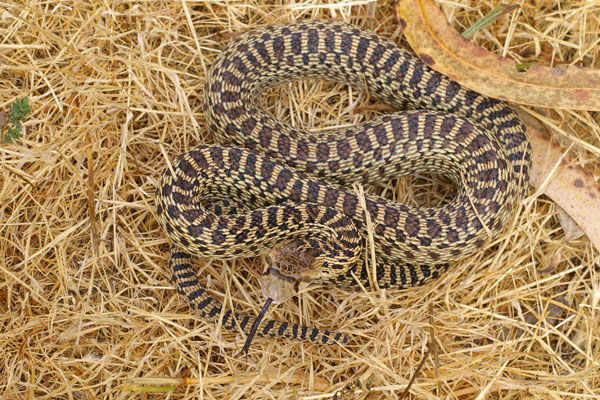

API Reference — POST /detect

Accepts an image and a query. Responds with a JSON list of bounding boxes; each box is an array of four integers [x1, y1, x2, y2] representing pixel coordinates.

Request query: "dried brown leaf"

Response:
[[518, 110, 600, 253], [396, 0, 600, 110], [556, 206, 585, 242]]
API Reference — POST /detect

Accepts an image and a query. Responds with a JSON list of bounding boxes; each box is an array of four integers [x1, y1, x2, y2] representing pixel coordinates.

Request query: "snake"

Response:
[[155, 19, 531, 350]]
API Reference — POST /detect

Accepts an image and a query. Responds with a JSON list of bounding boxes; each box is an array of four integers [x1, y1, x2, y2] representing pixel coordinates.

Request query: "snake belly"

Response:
[[156, 20, 531, 346]]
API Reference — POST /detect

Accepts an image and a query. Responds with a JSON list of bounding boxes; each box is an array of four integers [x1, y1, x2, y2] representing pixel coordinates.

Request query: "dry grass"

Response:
[[1, 0, 599, 399]]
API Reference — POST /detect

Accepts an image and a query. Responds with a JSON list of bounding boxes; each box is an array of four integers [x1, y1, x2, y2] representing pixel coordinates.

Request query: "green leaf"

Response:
[[10, 97, 32, 120], [2, 97, 31, 144], [4, 129, 15, 143]]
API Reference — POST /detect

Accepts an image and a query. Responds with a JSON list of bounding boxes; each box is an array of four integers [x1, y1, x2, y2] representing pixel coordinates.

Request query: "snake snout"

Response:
[[261, 239, 323, 304]]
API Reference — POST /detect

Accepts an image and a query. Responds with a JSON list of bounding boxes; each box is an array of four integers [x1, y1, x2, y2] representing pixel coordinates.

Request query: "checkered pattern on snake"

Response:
[[156, 20, 531, 347]]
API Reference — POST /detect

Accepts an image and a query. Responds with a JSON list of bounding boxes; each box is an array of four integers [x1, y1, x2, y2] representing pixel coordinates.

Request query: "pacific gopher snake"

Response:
[[156, 20, 531, 349]]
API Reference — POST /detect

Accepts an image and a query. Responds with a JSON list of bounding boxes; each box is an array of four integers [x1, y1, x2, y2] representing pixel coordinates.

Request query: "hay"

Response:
[[1, 0, 598, 398]]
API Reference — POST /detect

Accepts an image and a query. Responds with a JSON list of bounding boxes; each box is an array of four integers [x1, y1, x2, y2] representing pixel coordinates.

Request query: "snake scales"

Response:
[[156, 20, 531, 348]]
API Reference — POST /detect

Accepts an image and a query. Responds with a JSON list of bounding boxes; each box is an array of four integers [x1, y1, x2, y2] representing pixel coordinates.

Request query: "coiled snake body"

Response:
[[156, 20, 531, 347]]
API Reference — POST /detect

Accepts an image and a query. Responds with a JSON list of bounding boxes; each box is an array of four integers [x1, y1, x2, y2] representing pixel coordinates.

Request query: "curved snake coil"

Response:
[[156, 20, 531, 347]]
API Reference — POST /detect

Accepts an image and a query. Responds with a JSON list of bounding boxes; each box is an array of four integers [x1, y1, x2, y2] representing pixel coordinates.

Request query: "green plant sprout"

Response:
[[2, 96, 31, 143]]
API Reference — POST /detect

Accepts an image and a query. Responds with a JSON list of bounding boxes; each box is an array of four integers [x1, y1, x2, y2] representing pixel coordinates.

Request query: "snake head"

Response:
[[260, 238, 323, 304], [241, 240, 322, 355]]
